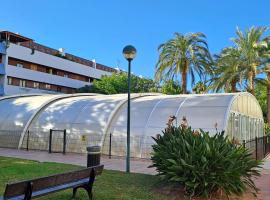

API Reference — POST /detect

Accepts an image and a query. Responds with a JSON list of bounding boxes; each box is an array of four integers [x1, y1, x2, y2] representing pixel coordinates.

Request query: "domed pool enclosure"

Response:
[[0, 92, 264, 158]]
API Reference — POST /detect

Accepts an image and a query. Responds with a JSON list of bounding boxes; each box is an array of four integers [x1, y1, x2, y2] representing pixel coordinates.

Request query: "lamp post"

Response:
[[122, 45, 137, 173]]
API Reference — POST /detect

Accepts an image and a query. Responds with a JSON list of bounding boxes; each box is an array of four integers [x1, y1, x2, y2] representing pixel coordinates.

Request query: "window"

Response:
[[17, 63, 24, 68], [45, 84, 51, 90], [20, 80, 26, 87], [8, 77, 12, 85], [30, 64, 37, 71], [52, 69, 57, 75], [64, 74, 68, 78], [33, 82, 39, 88], [47, 68, 53, 74]]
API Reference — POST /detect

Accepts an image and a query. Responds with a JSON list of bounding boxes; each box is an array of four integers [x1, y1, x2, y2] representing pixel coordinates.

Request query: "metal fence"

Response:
[[20, 130, 155, 159], [243, 135, 270, 160]]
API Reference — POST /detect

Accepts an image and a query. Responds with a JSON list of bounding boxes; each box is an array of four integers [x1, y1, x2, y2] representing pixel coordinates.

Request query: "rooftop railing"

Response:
[[19, 42, 116, 73]]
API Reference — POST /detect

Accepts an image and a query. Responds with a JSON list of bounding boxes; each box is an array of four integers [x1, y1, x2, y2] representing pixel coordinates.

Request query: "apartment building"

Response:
[[0, 31, 116, 95]]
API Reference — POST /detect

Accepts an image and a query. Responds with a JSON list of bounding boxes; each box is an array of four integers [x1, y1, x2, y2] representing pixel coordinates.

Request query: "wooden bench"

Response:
[[0, 165, 103, 200]]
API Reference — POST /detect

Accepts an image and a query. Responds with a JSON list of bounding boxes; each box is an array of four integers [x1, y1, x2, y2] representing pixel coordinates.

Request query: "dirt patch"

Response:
[[152, 183, 188, 200], [152, 183, 263, 200]]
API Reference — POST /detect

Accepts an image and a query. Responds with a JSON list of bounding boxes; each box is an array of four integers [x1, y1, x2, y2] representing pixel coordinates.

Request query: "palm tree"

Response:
[[210, 47, 243, 92], [155, 32, 212, 94], [232, 26, 269, 94]]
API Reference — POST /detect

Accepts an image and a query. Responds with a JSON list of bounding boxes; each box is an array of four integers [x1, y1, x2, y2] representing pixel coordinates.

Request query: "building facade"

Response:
[[0, 31, 116, 95]]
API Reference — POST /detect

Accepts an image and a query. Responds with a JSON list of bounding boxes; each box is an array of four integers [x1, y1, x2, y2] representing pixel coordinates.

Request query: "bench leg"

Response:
[[24, 182, 33, 200], [72, 185, 93, 200], [72, 187, 78, 199]]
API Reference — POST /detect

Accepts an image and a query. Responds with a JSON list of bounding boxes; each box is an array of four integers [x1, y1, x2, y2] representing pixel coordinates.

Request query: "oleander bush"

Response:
[[150, 126, 262, 198]]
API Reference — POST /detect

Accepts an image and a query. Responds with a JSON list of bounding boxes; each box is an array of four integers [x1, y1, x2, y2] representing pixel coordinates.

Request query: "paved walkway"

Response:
[[0, 148, 156, 175], [1, 148, 270, 199]]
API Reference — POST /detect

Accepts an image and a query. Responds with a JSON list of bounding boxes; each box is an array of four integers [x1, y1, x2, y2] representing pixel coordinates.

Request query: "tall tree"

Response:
[[210, 47, 243, 92], [192, 81, 208, 94], [254, 81, 267, 120], [77, 72, 158, 94], [155, 32, 212, 94], [258, 36, 270, 122], [161, 80, 182, 95], [232, 26, 269, 94]]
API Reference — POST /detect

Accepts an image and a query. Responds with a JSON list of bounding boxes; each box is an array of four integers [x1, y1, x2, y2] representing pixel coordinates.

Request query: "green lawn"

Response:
[[0, 156, 172, 200]]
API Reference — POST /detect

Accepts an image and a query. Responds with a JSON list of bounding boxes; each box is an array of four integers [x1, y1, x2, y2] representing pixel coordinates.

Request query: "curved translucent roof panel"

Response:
[[0, 92, 263, 158], [230, 93, 263, 118], [0, 95, 57, 148], [25, 94, 129, 153]]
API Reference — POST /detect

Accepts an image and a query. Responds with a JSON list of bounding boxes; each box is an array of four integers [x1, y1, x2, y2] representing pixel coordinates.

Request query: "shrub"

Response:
[[265, 123, 270, 135], [150, 126, 262, 198]]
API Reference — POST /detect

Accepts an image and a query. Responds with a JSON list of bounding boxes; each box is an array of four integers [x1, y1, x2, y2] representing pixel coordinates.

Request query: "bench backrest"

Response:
[[3, 165, 103, 199]]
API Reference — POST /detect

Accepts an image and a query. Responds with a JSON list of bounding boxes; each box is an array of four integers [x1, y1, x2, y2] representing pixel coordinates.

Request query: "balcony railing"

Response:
[[20, 42, 116, 73]]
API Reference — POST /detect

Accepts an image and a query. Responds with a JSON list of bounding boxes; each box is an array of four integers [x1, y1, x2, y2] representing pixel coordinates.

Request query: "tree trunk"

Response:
[[182, 71, 187, 94], [248, 71, 254, 94], [251, 71, 255, 95], [231, 79, 237, 93], [181, 60, 188, 94]]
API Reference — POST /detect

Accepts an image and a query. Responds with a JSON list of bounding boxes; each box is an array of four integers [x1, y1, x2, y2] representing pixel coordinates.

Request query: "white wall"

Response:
[[6, 65, 91, 89], [0, 64, 4, 75], [4, 85, 59, 95], [7, 43, 112, 79], [0, 43, 6, 54]]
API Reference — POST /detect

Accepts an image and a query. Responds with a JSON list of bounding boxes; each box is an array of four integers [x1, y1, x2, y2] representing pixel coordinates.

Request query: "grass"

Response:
[[0, 156, 170, 200]]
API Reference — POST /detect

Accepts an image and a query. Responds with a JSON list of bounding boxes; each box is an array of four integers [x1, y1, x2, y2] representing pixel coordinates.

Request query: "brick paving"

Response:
[[0, 148, 270, 199]]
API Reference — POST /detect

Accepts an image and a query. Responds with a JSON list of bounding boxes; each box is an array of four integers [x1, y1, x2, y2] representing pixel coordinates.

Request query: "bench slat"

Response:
[[32, 178, 90, 198], [3, 165, 103, 199]]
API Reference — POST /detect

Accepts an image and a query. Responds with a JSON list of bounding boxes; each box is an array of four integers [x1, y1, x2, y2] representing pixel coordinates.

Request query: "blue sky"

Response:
[[0, 0, 269, 83]]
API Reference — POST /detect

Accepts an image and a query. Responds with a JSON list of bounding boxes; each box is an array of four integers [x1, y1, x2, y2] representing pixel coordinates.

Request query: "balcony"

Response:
[[0, 64, 5, 75], [0, 42, 6, 54], [6, 65, 90, 89]]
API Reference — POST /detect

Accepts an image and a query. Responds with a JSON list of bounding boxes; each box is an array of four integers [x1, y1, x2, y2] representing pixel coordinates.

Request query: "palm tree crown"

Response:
[[232, 26, 269, 94], [211, 26, 269, 94], [155, 32, 212, 94], [211, 47, 243, 92]]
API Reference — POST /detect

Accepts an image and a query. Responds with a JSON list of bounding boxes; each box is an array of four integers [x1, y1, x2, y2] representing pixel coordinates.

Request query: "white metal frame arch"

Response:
[[0, 94, 43, 102], [139, 97, 165, 157]]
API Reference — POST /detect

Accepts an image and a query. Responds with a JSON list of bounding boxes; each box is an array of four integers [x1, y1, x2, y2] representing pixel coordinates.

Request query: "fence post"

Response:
[[109, 133, 112, 159], [263, 136, 266, 157], [242, 140, 245, 149], [266, 136, 268, 156], [49, 129, 52, 154], [63, 129, 66, 155], [255, 136, 258, 160], [26, 130, 30, 151]]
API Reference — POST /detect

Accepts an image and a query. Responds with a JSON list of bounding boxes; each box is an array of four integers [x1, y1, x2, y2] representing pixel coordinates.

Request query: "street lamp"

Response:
[[122, 45, 137, 173]]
